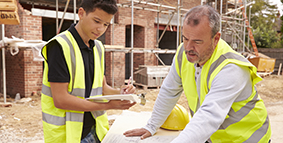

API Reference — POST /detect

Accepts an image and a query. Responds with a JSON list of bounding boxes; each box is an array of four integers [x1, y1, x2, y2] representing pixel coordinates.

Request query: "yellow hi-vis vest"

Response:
[[175, 39, 271, 143], [41, 30, 108, 143]]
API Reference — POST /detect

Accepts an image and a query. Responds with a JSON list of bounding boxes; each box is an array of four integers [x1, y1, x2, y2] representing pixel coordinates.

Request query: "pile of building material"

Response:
[[134, 65, 170, 89], [242, 52, 276, 77]]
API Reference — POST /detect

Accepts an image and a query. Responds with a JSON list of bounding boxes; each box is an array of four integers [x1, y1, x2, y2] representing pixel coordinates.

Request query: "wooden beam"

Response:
[[0, 0, 14, 2], [0, 0, 19, 25], [0, 2, 17, 11], [0, 11, 20, 25], [278, 63, 282, 76], [104, 45, 176, 54]]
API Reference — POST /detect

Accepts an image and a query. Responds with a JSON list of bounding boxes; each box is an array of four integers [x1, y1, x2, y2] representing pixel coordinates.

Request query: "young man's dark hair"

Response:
[[80, 0, 118, 15]]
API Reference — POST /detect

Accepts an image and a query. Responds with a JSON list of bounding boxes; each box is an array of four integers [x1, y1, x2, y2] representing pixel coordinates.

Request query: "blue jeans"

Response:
[[81, 127, 100, 143]]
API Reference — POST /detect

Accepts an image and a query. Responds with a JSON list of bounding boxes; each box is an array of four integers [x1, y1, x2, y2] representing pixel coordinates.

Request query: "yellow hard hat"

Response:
[[160, 104, 190, 130]]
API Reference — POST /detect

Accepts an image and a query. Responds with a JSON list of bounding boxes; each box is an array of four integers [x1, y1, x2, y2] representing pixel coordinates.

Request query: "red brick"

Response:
[[2, 1, 199, 90]]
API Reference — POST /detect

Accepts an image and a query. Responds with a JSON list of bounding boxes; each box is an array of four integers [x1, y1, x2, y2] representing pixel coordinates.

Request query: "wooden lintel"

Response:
[[0, 11, 20, 25], [0, 2, 17, 11]]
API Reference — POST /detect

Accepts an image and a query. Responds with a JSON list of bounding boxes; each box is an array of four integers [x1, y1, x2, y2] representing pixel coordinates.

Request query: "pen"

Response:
[[128, 76, 132, 85], [123, 77, 131, 94]]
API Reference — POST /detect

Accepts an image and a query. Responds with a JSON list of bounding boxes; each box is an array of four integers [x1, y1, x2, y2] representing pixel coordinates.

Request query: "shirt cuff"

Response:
[[143, 123, 158, 136]]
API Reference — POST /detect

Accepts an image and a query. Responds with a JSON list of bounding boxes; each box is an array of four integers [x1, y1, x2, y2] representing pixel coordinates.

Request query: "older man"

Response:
[[124, 5, 271, 143]]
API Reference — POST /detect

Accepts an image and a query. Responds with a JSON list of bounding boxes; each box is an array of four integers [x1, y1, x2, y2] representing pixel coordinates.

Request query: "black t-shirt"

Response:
[[46, 23, 96, 140]]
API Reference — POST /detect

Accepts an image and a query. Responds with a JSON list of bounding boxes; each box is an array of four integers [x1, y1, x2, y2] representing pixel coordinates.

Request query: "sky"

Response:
[[269, 0, 283, 15]]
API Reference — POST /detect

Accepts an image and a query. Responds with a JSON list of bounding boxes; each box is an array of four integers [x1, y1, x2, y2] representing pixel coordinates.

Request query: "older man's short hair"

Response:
[[184, 5, 220, 38]]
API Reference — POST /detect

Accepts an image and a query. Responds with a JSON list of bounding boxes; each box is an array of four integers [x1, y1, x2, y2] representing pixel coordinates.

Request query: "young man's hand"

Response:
[[107, 100, 136, 110], [120, 84, 136, 94]]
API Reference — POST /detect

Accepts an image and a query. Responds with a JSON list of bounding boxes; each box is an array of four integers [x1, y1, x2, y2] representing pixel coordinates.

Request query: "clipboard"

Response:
[[86, 94, 143, 105]]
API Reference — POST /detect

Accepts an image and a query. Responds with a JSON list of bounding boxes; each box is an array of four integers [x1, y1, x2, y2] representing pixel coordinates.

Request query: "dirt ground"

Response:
[[0, 75, 282, 143]]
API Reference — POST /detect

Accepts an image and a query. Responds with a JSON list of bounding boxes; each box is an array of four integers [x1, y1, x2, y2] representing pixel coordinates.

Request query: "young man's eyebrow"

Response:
[[93, 17, 110, 25]]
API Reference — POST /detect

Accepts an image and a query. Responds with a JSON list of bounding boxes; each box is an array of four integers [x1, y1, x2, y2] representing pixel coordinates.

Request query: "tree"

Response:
[[281, 0, 283, 36], [247, 0, 279, 48], [253, 23, 279, 48], [273, 0, 283, 48]]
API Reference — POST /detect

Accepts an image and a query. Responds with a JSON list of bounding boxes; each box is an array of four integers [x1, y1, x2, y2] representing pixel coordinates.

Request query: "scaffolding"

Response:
[[1, 0, 256, 101], [109, 0, 256, 86], [31, 0, 191, 86], [112, 0, 189, 86], [206, 0, 255, 54], [17, 0, 257, 62]]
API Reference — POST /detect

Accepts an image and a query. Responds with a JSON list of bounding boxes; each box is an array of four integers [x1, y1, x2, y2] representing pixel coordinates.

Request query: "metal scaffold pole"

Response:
[[57, 0, 70, 34], [112, 17, 115, 87], [248, 5, 251, 50], [176, 0, 180, 49], [74, 0, 76, 23], [1, 24, 6, 104], [220, 0, 223, 34], [56, 0, 58, 34], [156, 0, 159, 48], [243, 0, 246, 52], [131, 0, 134, 84]]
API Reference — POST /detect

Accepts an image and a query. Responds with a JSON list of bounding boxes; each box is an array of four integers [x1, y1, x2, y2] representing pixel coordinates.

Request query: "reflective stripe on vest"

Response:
[[219, 91, 258, 129], [243, 116, 270, 143], [177, 46, 185, 77], [42, 112, 84, 125], [60, 34, 76, 92], [175, 39, 271, 142], [41, 84, 102, 98], [94, 40, 102, 67], [176, 45, 257, 115], [207, 52, 250, 92]]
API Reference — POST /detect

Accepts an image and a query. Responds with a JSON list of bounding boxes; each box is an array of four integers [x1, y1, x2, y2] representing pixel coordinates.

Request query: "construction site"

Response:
[[0, 0, 283, 142]]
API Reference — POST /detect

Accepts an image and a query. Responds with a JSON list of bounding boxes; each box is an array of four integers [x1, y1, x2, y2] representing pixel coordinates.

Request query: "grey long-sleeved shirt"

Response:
[[144, 57, 253, 143]]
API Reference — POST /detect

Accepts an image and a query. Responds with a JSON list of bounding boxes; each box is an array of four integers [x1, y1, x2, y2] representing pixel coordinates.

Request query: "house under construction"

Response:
[[0, 0, 258, 98]]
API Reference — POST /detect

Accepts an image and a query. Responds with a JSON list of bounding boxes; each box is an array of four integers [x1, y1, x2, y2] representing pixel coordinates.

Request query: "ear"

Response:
[[213, 32, 221, 48], [78, 7, 85, 19]]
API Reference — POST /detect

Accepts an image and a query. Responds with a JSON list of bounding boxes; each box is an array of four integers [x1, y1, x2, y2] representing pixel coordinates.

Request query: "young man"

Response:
[[41, 0, 136, 143], [124, 5, 271, 143]]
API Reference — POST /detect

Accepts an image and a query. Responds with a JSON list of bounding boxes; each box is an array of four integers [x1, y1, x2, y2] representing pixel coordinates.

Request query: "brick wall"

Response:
[[2, 49, 43, 98], [1, 1, 201, 91], [133, 25, 145, 72], [104, 0, 200, 86], [1, 3, 43, 97], [105, 6, 157, 86], [23, 49, 43, 97], [104, 24, 127, 86], [105, 52, 112, 85], [5, 3, 42, 40], [4, 50, 24, 98]]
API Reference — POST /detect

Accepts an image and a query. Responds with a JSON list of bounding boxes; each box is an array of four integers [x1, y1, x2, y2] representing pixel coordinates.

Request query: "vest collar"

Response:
[[68, 23, 95, 50]]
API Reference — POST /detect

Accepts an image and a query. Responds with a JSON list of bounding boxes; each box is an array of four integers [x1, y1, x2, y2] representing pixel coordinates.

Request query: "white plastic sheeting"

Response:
[[0, 36, 46, 61]]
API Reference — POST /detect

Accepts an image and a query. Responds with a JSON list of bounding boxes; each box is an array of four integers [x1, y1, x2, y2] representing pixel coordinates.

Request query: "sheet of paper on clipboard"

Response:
[[102, 111, 181, 143], [86, 94, 144, 105]]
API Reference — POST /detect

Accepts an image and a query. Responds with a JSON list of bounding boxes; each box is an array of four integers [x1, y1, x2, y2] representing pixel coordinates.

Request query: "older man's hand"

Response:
[[123, 128, 152, 140]]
